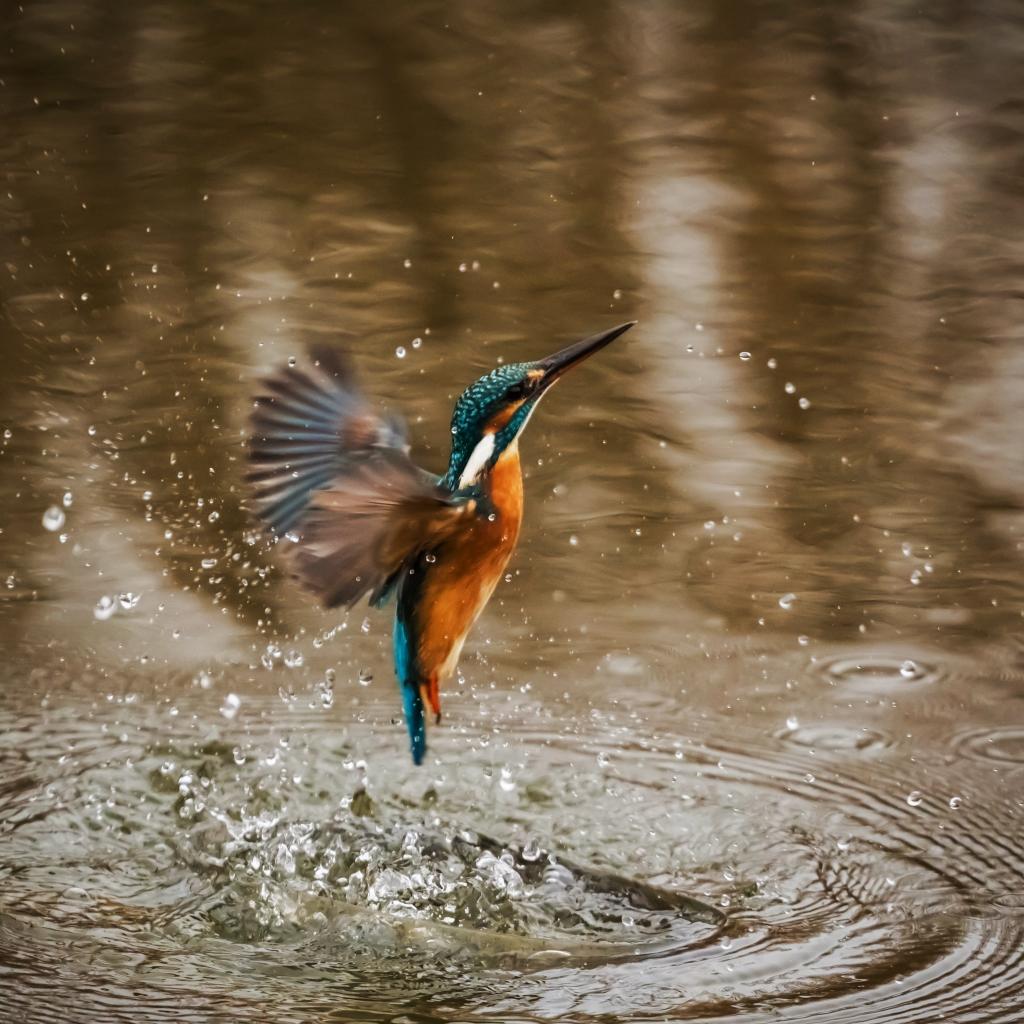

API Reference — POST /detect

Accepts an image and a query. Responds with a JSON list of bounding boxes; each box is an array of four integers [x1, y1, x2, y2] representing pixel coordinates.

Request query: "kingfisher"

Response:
[[247, 321, 636, 764]]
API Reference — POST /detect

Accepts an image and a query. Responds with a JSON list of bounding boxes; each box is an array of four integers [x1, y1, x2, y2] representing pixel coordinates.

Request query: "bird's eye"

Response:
[[505, 382, 529, 402]]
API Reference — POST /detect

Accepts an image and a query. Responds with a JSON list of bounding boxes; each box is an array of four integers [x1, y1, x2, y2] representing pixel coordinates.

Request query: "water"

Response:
[[2, 2, 1024, 1021]]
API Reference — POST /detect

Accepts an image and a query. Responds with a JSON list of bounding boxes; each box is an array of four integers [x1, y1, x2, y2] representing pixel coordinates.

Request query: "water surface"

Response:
[[2, 2, 1024, 1021]]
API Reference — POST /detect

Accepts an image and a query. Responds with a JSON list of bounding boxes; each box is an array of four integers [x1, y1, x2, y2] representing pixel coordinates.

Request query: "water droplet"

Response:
[[901, 542, 913, 557], [568, 535, 579, 546], [424, 552, 436, 563], [395, 346, 406, 359], [899, 659, 918, 679], [499, 767, 516, 792], [42, 506, 65, 531], [93, 595, 116, 621], [798, 397, 811, 410], [767, 357, 778, 369], [704, 520, 716, 531], [118, 592, 140, 610], [61, 491, 73, 508], [358, 668, 373, 687], [360, 618, 370, 634], [907, 790, 923, 807], [739, 351, 751, 361], [194, 669, 213, 690], [315, 678, 334, 708], [797, 634, 810, 646], [521, 839, 541, 862], [784, 382, 796, 394], [87, 425, 97, 436], [201, 557, 217, 570], [458, 262, 468, 273], [412, 336, 422, 349], [283, 649, 303, 668], [287, 356, 297, 367], [949, 795, 962, 810], [596, 751, 611, 768], [612, 288, 623, 300], [786, 715, 800, 731], [779, 592, 796, 610], [403, 258, 412, 268], [220, 693, 241, 719]]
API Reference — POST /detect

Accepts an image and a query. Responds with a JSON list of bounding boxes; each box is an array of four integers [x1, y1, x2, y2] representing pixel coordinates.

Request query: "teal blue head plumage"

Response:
[[247, 321, 636, 765]]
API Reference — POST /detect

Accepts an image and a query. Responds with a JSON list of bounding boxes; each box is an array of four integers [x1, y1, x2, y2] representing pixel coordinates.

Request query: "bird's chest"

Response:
[[408, 444, 523, 679]]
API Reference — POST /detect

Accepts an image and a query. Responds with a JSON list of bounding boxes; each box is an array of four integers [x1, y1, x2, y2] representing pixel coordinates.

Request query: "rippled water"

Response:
[[2, 1, 1024, 1021]]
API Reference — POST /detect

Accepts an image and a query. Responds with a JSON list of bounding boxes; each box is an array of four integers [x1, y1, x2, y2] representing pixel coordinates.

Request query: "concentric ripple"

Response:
[[817, 648, 945, 692], [953, 726, 1024, 766], [2, 677, 1024, 1023]]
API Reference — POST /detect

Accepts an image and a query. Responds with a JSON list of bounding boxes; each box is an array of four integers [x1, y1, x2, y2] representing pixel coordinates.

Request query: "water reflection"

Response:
[[2, 1, 1024, 1021]]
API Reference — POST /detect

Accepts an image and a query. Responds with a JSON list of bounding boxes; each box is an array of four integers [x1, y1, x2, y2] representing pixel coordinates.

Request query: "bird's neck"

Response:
[[484, 439, 523, 521], [445, 430, 517, 492]]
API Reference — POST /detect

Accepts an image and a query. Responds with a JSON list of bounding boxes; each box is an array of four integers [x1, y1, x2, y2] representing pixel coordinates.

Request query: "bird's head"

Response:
[[444, 321, 636, 491]]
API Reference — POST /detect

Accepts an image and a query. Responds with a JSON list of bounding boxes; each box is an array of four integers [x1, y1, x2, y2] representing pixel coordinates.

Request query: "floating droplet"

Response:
[[287, 356, 297, 367], [798, 397, 811, 410], [118, 592, 140, 610], [42, 506, 65, 531], [358, 668, 373, 687], [220, 693, 241, 719], [315, 678, 334, 708], [62, 491, 73, 508], [395, 346, 406, 359], [948, 795, 962, 810], [93, 595, 116, 621], [283, 649, 303, 668], [784, 382, 796, 394], [899, 659, 918, 679], [739, 351, 751, 361], [779, 592, 796, 610], [906, 790, 923, 807]]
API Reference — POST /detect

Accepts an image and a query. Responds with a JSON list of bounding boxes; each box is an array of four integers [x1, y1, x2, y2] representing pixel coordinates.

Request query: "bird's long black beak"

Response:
[[536, 321, 636, 390]]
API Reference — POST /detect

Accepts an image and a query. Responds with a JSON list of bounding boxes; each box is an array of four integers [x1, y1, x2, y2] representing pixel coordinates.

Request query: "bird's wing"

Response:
[[247, 347, 473, 608]]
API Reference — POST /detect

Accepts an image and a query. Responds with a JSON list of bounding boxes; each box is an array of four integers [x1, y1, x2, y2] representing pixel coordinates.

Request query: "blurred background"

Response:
[[2, 3, 1023, 1023]]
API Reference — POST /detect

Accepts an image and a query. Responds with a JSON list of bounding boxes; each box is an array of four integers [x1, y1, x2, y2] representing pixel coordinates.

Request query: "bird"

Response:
[[246, 320, 636, 764]]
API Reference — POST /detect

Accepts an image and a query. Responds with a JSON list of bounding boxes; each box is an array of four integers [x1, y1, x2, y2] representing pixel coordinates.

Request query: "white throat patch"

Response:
[[458, 432, 496, 489]]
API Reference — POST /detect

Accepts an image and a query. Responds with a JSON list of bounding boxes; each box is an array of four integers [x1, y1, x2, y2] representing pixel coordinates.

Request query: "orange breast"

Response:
[[415, 442, 523, 682]]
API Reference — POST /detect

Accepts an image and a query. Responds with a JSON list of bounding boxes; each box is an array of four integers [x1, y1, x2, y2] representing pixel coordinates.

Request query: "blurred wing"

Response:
[[292, 450, 474, 609], [247, 345, 407, 537], [247, 347, 472, 608]]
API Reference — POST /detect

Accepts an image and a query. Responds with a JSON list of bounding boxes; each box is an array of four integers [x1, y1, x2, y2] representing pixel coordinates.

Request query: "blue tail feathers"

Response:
[[393, 613, 426, 764]]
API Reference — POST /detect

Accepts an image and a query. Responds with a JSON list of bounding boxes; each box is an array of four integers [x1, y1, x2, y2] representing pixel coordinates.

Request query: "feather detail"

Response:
[[288, 450, 476, 609], [246, 348, 407, 538]]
